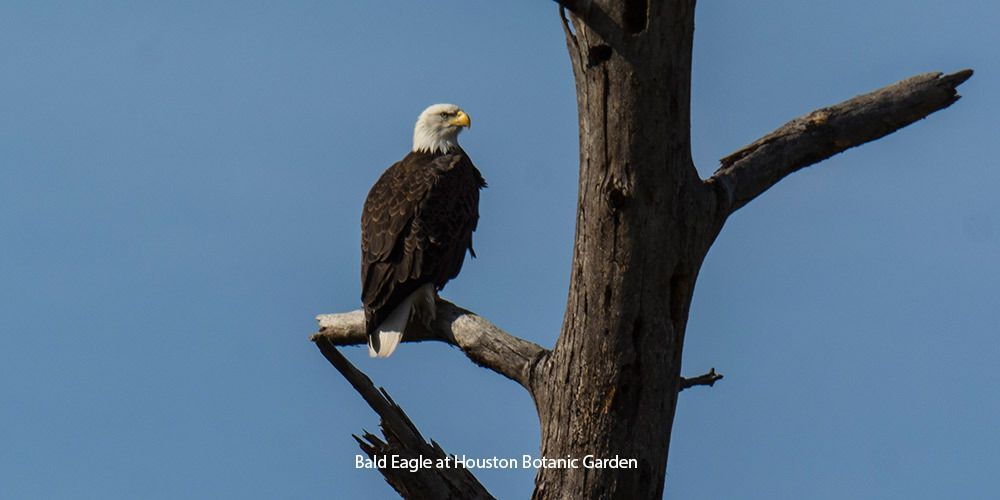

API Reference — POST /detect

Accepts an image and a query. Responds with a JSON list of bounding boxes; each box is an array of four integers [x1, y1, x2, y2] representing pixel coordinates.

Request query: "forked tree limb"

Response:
[[312, 298, 549, 390], [707, 70, 973, 214], [314, 338, 494, 499]]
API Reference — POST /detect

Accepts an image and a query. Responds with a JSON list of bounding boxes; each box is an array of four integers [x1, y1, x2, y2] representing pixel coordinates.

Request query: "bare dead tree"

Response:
[[314, 1, 971, 498]]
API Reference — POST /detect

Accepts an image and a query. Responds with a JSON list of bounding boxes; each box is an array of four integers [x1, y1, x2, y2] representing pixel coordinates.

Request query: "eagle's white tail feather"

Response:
[[369, 284, 436, 358], [368, 292, 416, 358], [369, 329, 403, 358]]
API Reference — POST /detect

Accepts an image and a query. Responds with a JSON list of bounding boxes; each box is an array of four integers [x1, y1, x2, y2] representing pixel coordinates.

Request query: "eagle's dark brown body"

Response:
[[360, 148, 485, 343]]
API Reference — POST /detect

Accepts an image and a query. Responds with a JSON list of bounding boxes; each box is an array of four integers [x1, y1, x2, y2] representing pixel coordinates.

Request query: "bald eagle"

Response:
[[360, 104, 485, 357]]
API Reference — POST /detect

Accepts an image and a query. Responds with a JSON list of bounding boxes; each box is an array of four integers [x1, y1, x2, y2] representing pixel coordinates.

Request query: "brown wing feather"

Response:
[[360, 149, 485, 337]]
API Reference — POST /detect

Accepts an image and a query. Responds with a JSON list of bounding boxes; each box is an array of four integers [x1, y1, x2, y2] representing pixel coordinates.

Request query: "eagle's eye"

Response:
[[439, 111, 450, 118]]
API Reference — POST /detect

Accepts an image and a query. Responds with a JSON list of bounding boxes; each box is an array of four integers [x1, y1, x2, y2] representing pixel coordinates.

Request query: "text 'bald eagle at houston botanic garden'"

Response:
[[360, 104, 486, 358]]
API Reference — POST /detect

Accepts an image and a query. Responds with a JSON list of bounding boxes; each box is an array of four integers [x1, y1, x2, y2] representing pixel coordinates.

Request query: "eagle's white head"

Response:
[[412, 103, 471, 154]]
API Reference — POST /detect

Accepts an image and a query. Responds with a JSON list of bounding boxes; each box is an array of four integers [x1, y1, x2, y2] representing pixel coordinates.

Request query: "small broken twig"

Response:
[[680, 368, 724, 392]]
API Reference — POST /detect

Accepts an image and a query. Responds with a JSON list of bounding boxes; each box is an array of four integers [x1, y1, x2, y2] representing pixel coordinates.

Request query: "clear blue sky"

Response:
[[1, 1, 997, 498]]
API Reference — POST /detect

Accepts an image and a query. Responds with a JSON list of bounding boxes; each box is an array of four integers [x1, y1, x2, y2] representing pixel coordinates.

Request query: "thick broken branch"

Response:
[[707, 69, 973, 214], [312, 299, 548, 390], [679, 368, 723, 392], [315, 338, 494, 499]]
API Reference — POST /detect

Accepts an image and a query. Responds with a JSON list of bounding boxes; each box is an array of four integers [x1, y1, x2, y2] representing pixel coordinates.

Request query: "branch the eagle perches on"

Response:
[[314, 67, 971, 496], [313, 299, 546, 390]]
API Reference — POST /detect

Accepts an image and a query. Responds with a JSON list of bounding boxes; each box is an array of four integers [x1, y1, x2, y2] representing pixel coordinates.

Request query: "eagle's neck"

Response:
[[412, 126, 460, 155]]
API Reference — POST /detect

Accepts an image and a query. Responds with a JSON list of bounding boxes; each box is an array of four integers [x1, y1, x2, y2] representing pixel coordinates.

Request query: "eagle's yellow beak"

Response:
[[451, 110, 471, 129]]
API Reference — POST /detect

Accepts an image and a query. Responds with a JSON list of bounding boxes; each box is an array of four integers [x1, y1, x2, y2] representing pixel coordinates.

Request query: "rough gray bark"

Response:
[[315, 1, 971, 498], [528, 3, 710, 498]]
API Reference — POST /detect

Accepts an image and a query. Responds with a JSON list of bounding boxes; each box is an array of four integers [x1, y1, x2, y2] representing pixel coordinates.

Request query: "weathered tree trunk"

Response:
[[530, 2, 719, 498]]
